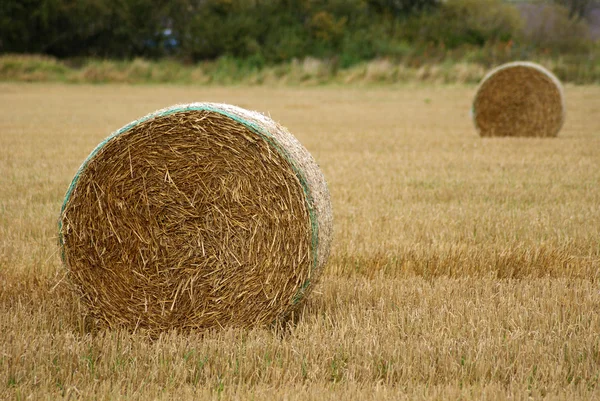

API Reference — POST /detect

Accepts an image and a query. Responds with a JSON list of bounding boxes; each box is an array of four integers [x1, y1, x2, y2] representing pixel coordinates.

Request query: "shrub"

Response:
[[414, 0, 523, 48], [522, 3, 593, 54]]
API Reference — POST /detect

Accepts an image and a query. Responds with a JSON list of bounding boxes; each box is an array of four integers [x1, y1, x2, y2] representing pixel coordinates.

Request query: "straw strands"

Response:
[[472, 61, 565, 137], [58, 103, 333, 332]]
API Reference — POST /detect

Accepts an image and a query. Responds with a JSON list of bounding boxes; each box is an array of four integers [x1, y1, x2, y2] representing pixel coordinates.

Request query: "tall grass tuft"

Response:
[[1, 52, 599, 85]]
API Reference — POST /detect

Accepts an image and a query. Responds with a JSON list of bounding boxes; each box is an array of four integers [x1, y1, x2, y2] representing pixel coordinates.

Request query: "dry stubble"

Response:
[[1, 83, 599, 400]]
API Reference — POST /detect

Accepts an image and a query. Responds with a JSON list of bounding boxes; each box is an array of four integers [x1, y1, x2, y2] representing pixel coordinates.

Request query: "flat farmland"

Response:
[[1, 83, 599, 400]]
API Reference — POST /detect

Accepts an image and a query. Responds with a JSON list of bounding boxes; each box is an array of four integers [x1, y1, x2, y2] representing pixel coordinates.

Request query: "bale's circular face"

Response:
[[59, 104, 332, 332], [472, 62, 565, 137]]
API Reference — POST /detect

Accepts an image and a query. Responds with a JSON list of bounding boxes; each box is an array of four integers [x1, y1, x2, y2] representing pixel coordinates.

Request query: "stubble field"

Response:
[[1, 83, 599, 400]]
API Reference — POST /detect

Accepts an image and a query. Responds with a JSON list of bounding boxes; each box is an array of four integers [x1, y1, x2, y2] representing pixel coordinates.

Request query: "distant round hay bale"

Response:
[[58, 103, 333, 332], [472, 61, 565, 137]]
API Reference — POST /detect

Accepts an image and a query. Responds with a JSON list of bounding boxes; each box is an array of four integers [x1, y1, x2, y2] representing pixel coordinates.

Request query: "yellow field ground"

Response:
[[1, 83, 599, 400]]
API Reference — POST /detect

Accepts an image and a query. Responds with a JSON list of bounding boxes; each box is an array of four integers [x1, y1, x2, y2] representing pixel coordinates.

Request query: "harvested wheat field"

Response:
[[1, 83, 600, 400]]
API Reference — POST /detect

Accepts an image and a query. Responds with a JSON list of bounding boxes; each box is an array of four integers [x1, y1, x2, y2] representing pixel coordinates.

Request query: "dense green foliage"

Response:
[[0, 0, 440, 64], [0, 0, 596, 69]]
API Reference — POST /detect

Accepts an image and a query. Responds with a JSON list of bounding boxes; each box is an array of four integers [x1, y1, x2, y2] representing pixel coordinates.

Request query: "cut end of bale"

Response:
[[472, 61, 565, 138], [58, 103, 333, 332]]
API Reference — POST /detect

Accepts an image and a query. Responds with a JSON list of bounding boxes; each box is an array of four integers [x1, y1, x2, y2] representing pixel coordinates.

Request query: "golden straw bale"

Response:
[[472, 61, 565, 137], [59, 103, 332, 332]]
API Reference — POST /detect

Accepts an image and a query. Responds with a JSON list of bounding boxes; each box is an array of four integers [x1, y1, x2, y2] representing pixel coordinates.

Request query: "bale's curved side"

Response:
[[59, 103, 332, 331], [472, 61, 565, 137], [200, 104, 333, 298]]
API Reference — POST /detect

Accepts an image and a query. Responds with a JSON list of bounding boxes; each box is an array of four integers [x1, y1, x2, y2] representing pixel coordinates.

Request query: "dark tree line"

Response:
[[0, 0, 592, 63], [0, 0, 439, 61]]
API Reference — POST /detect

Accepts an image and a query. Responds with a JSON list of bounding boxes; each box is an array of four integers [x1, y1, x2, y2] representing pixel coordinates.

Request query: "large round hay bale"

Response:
[[58, 103, 333, 332], [472, 61, 565, 137]]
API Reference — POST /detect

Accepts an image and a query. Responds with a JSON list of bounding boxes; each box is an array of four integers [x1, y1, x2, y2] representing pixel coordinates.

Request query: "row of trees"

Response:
[[0, 0, 596, 64]]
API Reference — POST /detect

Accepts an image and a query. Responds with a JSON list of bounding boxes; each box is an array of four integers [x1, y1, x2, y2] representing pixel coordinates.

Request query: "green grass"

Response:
[[1, 53, 599, 85]]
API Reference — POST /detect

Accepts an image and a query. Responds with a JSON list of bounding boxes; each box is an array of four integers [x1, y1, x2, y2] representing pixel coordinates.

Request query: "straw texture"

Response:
[[472, 62, 565, 137], [59, 103, 333, 332]]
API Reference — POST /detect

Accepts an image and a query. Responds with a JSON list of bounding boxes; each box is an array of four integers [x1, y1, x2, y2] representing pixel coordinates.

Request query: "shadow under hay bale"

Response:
[[472, 61, 565, 138], [58, 103, 333, 333]]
